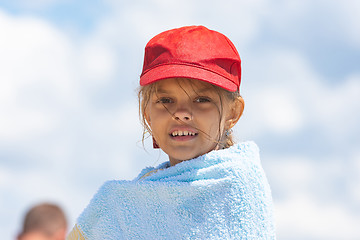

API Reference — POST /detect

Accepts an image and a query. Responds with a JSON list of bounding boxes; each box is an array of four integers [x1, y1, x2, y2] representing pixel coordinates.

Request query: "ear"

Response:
[[225, 96, 244, 130]]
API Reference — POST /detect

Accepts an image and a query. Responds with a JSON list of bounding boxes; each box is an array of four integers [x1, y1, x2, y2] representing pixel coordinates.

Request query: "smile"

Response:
[[170, 130, 197, 137]]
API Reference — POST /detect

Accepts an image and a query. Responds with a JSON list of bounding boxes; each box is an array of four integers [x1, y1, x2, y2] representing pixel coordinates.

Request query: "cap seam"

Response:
[[141, 62, 236, 82]]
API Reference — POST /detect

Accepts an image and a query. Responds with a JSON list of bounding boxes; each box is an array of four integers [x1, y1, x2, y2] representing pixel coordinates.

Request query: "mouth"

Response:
[[169, 129, 198, 141], [170, 130, 198, 137]]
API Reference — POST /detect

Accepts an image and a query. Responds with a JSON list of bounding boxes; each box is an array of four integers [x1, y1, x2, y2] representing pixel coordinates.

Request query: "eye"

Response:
[[194, 97, 211, 103], [156, 97, 173, 104]]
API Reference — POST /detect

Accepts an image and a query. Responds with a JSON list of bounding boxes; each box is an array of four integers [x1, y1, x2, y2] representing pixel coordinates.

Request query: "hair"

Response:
[[19, 203, 67, 237], [138, 78, 241, 150]]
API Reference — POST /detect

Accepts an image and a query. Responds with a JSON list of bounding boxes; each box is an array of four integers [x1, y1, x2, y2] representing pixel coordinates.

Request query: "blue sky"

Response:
[[0, 0, 359, 239]]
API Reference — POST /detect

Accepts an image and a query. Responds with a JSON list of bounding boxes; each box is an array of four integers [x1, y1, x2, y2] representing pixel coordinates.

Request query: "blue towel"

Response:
[[75, 141, 276, 239]]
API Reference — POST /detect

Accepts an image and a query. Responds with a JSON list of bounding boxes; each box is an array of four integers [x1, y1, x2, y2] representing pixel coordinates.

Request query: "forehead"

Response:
[[155, 78, 216, 93]]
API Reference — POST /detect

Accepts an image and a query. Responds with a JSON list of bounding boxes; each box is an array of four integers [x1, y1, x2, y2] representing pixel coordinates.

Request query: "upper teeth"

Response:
[[171, 130, 196, 136]]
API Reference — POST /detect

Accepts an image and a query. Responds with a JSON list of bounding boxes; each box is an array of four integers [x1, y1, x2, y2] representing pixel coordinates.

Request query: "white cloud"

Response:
[[0, 10, 73, 141], [310, 74, 360, 139], [104, 0, 268, 48], [325, 0, 360, 48], [5, 0, 64, 10], [238, 46, 360, 142], [78, 42, 117, 83], [188, 0, 267, 45], [0, 9, 119, 142], [254, 88, 304, 134], [275, 194, 360, 240], [264, 156, 360, 239], [261, 0, 360, 48], [0, 11, 141, 238], [99, 0, 197, 45], [238, 49, 312, 137], [348, 151, 360, 204]]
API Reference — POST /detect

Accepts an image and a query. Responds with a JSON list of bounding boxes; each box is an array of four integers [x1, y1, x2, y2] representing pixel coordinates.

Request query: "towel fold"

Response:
[[75, 141, 275, 239]]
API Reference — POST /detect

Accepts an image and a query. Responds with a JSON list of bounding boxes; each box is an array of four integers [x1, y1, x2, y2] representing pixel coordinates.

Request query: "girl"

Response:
[[68, 26, 275, 239]]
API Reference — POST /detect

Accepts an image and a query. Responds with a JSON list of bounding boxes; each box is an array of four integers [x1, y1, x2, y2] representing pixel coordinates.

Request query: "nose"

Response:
[[173, 108, 192, 121]]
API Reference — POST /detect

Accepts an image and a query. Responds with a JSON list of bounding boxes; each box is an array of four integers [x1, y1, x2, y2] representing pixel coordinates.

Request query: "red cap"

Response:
[[140, 26, 241, 92]]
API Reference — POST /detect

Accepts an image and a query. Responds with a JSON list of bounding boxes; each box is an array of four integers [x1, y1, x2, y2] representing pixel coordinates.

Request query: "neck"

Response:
[[169, 157, 183, 166]]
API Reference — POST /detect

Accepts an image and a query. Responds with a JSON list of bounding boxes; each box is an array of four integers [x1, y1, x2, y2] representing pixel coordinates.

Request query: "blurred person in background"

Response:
[[17, 203, 67, 240]]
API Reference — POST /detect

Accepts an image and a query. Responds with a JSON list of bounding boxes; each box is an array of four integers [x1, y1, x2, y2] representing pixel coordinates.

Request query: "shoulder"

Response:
[[134, 161, 170, 181], [202, 141, 260, 165], [67, 224, 86, 240]]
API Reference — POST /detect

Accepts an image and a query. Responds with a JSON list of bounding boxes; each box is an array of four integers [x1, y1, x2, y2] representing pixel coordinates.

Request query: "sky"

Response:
[[0, 0, 359, 239]]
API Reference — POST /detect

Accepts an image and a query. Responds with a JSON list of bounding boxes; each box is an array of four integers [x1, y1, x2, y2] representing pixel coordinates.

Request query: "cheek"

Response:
[[147, 111, 168, 135], [197, 110, 222, 136]]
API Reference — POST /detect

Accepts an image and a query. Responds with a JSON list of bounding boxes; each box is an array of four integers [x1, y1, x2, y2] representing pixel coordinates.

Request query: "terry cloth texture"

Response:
[[73, 141, 276, 240]]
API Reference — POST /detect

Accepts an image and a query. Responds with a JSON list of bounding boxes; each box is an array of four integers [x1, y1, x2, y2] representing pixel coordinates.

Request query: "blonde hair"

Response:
[[138, 79, 241, 150]]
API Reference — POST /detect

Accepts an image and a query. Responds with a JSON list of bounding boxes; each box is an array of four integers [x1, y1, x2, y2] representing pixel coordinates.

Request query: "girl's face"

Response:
[[145, 78, 240, 166]]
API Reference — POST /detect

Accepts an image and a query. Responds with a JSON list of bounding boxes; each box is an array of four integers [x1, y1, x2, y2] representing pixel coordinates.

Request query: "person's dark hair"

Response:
[[20, 203, 67, 237]]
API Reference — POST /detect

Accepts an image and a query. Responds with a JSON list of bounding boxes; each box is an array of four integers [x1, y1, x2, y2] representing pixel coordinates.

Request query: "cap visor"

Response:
[[140, 64, 238, 92]]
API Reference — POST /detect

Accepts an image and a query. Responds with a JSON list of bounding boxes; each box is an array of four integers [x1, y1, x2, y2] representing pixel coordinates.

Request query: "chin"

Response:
[[175, 155, 196, 161], [168, 151, 198, 162]]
